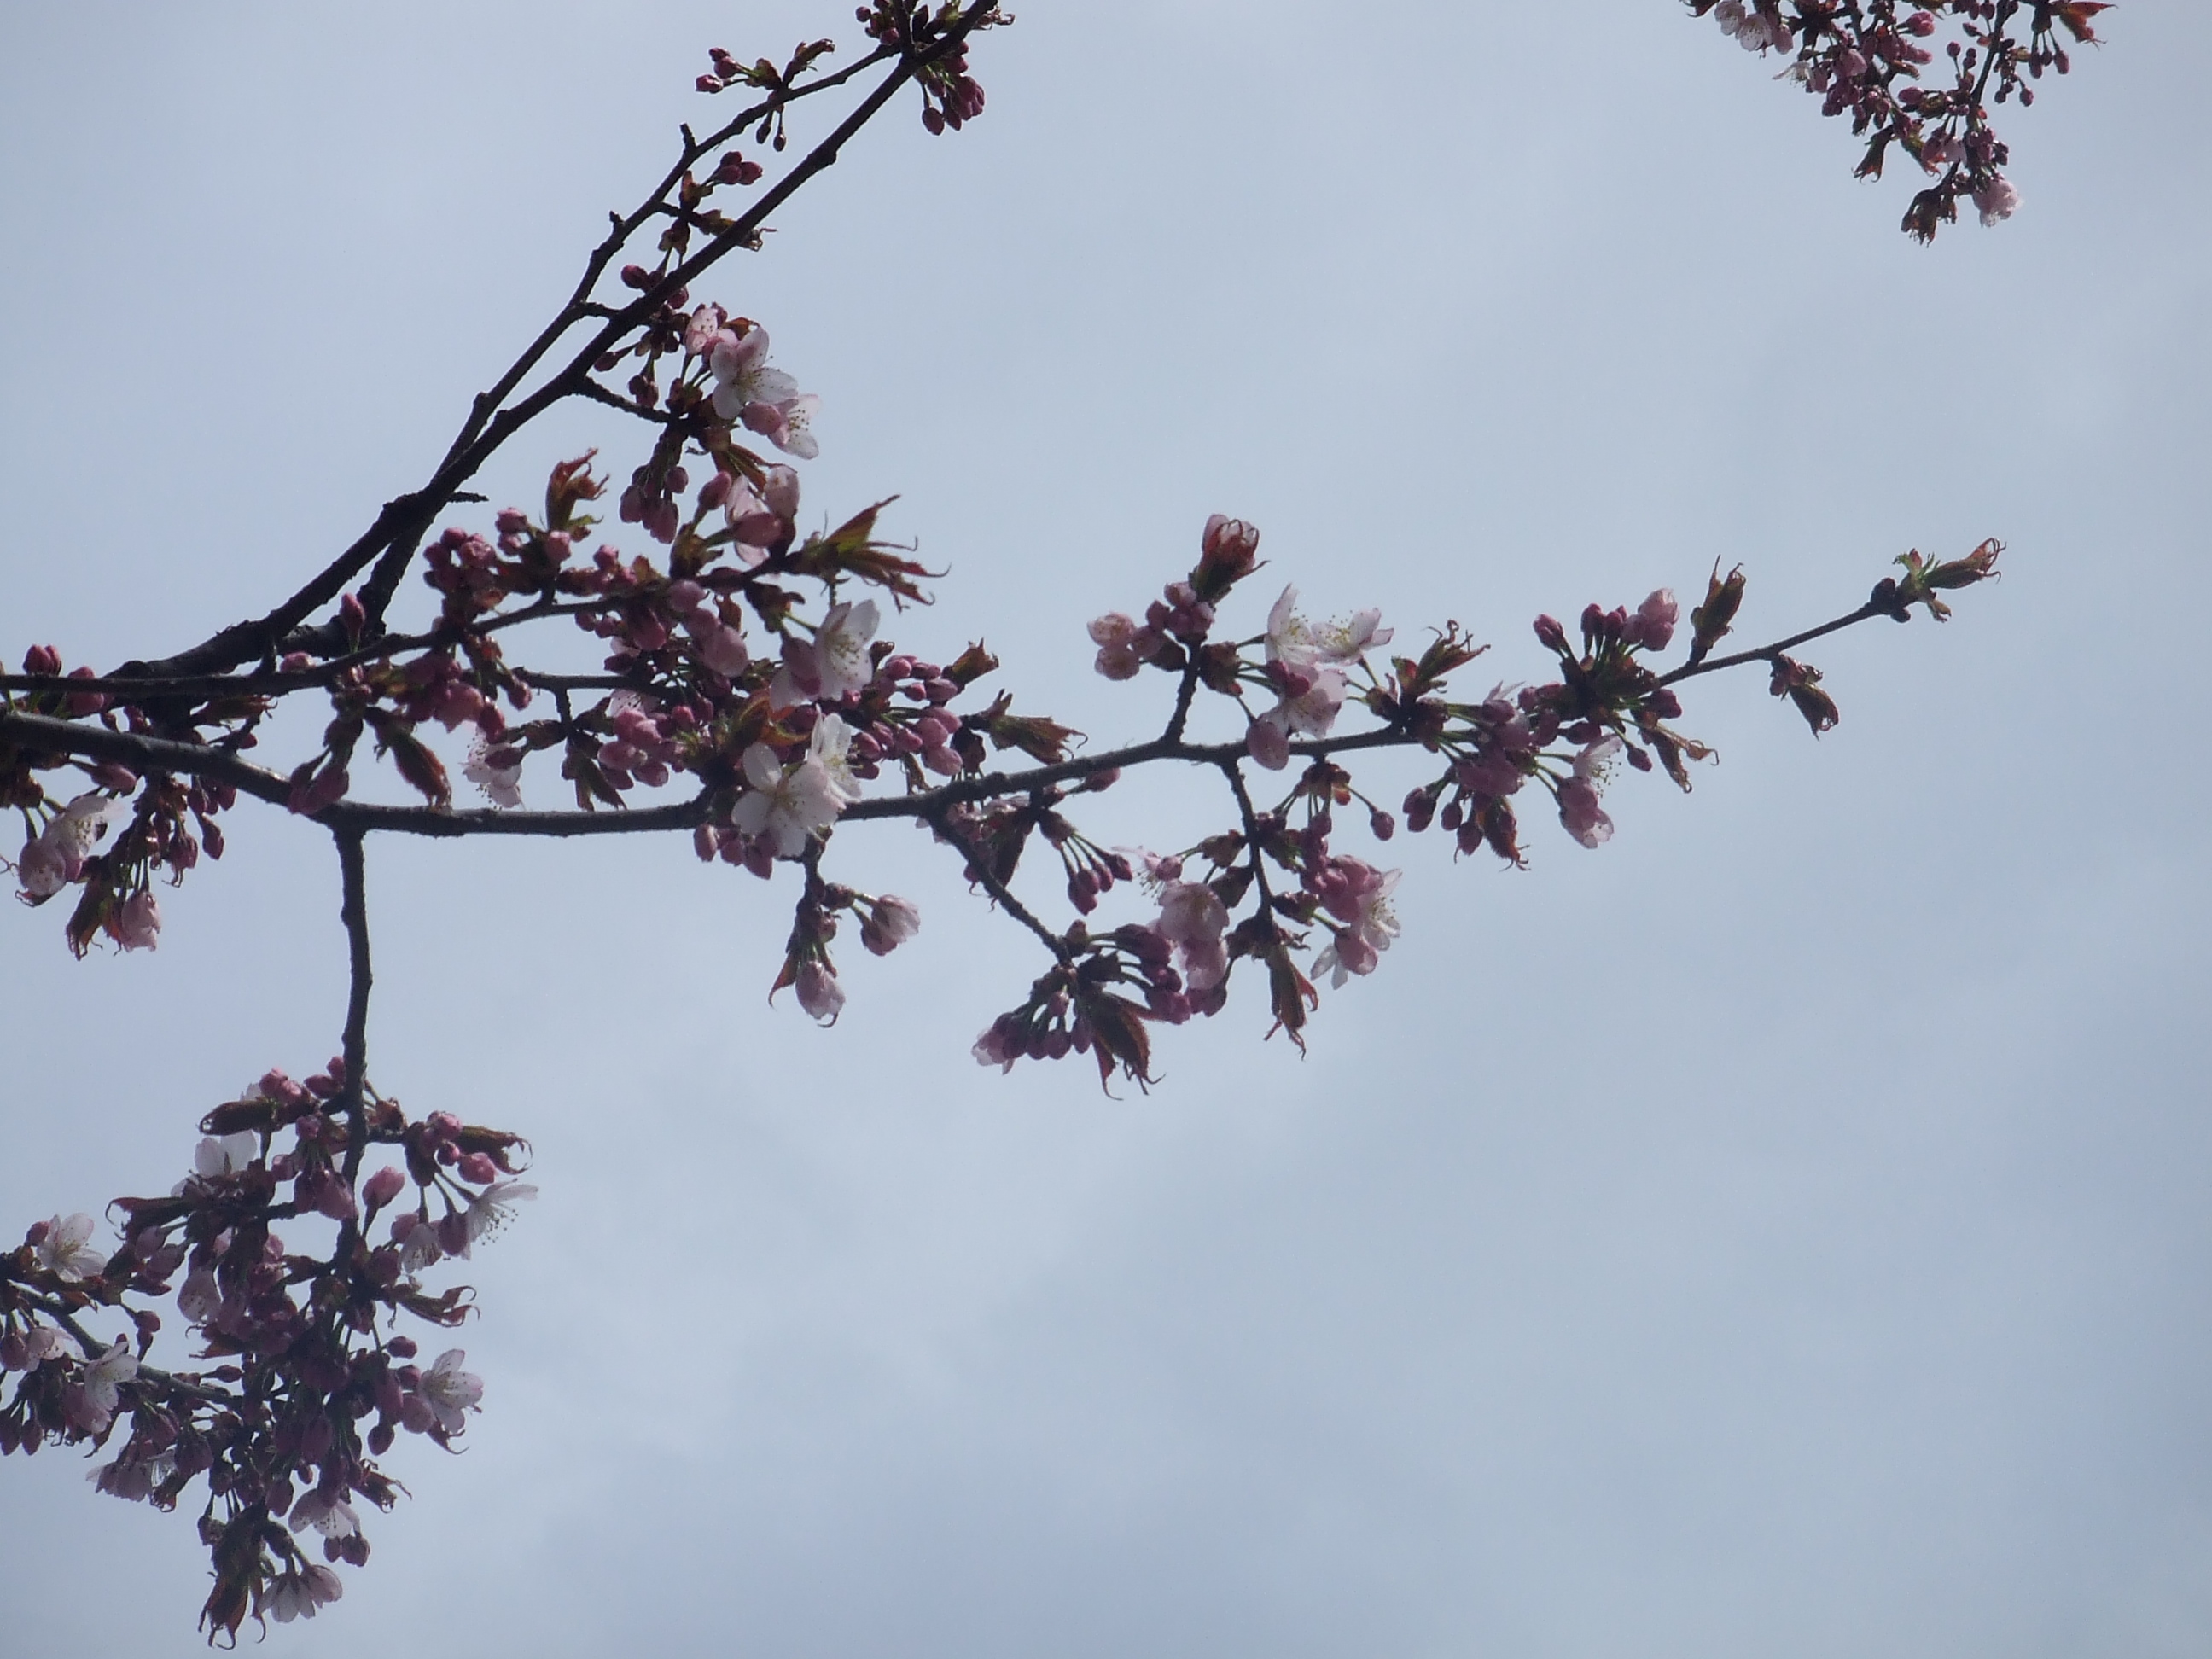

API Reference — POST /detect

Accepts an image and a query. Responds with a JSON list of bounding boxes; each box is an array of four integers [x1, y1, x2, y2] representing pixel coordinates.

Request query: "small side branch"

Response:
[[334, 829, 374, 1193]]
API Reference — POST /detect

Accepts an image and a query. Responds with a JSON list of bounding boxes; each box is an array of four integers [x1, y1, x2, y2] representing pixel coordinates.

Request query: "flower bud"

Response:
[[1533, 614, 1569, 653], [1247, 715, 1291, 771], [363, 1167, 406, 1212]]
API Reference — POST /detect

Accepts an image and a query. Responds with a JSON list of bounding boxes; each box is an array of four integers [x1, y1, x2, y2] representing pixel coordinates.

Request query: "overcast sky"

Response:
[[3, 3, 2209, 1655]]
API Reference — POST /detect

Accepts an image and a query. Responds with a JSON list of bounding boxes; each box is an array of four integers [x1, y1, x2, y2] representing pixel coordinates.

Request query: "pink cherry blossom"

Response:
[[770, 599, 879, 710], [1155, 880, 1230, 992], [1250, 665, 1349, 769], [1973, 174, 2019, 227], [1624, 588, 1678, 651], [1557, 736, 1623, 848], [860, 894, 922, 956], [707, 327, 820, 457], [795, 960, 846, 1023], [1307, 857, 1402, 987], [683, 301, 728, 357], [15, 793, 119, 902], [742, 391, 820, 461], [1088, 612, 1144, 680], [2, 1324, 67, 1370]]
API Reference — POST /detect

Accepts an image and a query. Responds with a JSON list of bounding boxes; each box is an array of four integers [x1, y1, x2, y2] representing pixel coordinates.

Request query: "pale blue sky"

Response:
[[3, 3, 2209, 1654]]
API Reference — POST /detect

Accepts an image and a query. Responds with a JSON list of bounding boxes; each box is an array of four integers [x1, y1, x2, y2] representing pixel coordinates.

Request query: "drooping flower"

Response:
[[795, 960, 846, 1023], [176, 1266, 221, 1326], [1557, 736, 1623, 848], [392, 1212, 441, 1277], [2, 1323, 67, 1370], [290, 1489, 362, 1539], [34, 1213, 107, 1281], [1307, 857, 1402, 987], [463, 1179, 538, 1245], [1247, 713, 1292, 771], [731, 742, 848, 859], [1265, 586, 1392, 671], [1155, 880, 1230, 992], [111, 890, 160, 952], [14, 794, 119, 903], [91, 1447, 174, 1503], [417, 1349, 484, 1434], [463, 732, 524, 809], [260, 1566, 343, 1624], [860, 894, 922, 956], [1973, 174, 2020, 227], [1088, 612, 1146, 680]]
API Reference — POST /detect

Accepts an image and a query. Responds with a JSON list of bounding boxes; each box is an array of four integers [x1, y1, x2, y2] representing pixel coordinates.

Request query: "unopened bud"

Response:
[[362, 1167, 406, 1211]]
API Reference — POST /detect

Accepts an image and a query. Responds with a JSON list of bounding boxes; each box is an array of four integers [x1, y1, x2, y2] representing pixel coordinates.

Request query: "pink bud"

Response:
[[457, 1151, 498, 1185], [363, 1167, 405, 1211], [1247, 715, 1291, 771]]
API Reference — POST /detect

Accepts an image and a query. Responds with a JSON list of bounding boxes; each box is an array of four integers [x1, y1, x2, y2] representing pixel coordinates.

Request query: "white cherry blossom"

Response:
[[69, 1339, 138, 1434], [418, 1349, 484, 1434], [463, 1179, 538, 1244], [1265, 585, 1392, 671], [34, 1213, 107, 1281], [732, 742, 848, 858], [463, 732, 523, 809]]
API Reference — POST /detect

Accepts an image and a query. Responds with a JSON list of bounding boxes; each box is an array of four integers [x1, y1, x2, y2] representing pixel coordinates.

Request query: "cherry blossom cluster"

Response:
[[0, 1060, 531, 1639], [1692, 0, 2111, 239]]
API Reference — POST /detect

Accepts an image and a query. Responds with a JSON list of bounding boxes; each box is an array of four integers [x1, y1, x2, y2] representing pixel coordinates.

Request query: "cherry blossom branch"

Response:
[[334, 830, 375, 1202], [925, 801, 1074, 963], [119, 3, 1001, 686]]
